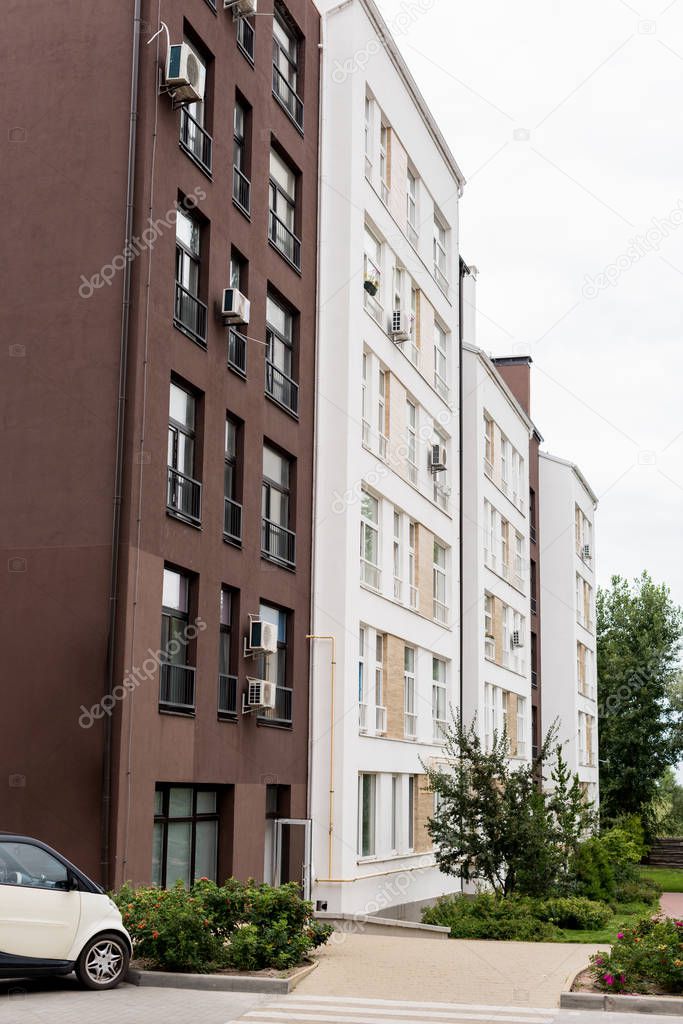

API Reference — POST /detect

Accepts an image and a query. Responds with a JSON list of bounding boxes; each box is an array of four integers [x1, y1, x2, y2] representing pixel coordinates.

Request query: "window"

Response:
[[391, 776, 399, 851], [236, 6, 255, 62], [379, 121, 390, 203], [433, 429, 449, 510], [179, 41, 212, 175], [218, 589, 237, 718], [174, 207, 206, 345], [377, 367, 388, 458], [360, 489, 381, 589], [531, 632, 538, 689], [408, 521, 418, 609], [530, 488, 537, 543], [262, 445, 295, 568], [256, 602, 291, 723], [484, 593, 495, 659], [484, 501, 496, 569], [167, 381, 201, 525], [484, 683, 496, 750], [500, 437, 511, 494], [404, 647, 416, 738], [406, 399, 417, 484], [364, 95, 373, 178], [374, 633, 386, 733], [433, 214, 448, 292], [160, 568, 195, 713], [514, 533, 524, 589], [358, 774, 376, 857], [530, 558, 537, 613], [484, 414, 494, 477], [407, 776, 415, 851], [393, 511, 402, 601], [433, 541, 448, 624], [511, 450, 523, 509], [409, 286, 419, 364], [272, 9, 303, 129], [227, 250, 248, 376], [361, 351, 370, 446], [0, 841, 69, 890], [358, 626, 367, 730], [363, 225, 382, 320], [501, 519, 510, 579], [434, 323, 449, 400], [516, 696, 527, 757], [269, 149, 300, 269], [432, 658, 447, 741], [512, 610, 525, 671], [233, 98, 250, 214], [407, 170, 418, 245], [152, 787, 218, 888], [266, 294, 298, 415], [224, 417, 242, 544]]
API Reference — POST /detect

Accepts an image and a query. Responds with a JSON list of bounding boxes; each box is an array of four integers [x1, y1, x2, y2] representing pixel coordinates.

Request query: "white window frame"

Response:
[[434, 322, 449, 400], [432, 657, 447, 741], [433, 541, 448, 624], [404, 647, 417, 739], [360, 489, 381, 590], [408, 521, 418, 609], [407, 170, 418, 244], [358, 773, 376, 857]]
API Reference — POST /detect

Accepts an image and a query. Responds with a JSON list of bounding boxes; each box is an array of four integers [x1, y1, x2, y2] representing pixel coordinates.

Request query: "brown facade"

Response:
[[1, 0, 320, 889]]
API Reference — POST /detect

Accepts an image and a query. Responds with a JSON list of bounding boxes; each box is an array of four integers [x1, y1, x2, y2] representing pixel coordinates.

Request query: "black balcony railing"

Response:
[[227, 327, 247, 376], [272, 65, 304, 129], [174, 282, 207, 347], [233, 166, 251, 215], [237, 15, 255, 62], [531, 597, 538, 615], [268, 210, 301, 271], [218, 674, 238, 719], [258, 685, 293, 725], [179, 108, 213, 176], [159, 663, 196, 714], [223, 496, 243, 545], [531, 670, 538, 689], [265, 360, 299, 416], [530, 523, 537, 544], [167, 467, 202, 525], [262, 517, 296, 569]]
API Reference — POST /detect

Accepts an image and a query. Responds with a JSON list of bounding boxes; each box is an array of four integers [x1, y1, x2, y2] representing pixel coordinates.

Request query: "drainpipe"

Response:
[[102, 0, 142, 890], [458, 258, 466, 723], [306, 635, 337, 879]]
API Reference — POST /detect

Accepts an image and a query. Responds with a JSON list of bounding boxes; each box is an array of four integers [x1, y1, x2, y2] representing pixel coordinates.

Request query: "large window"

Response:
[[361, 351, 370, 445], [363, 225, 382, 320], [484, 414, 494, 476], [374, 634, 386, 733], [358, 626, 367, 730], [364, 95, 373, 178], [218, 588, 237, 718], [262, 445, 295, 568], [433, 214, 448, 292], [360, 489, 380, 589], [377, 367, 387, 458], [269, 149, 300, 269], [266, 294, 298, 415], [233, 98, 250, 214], [272, 9, 303, 129], [433, 541, 448, 624], [152, 786, 218, 888], [379, 121, 390, 204], [432, 658, 447, 741], [404, 647, 417, 739], [434, 323, 449, 400], [408, 521, 418, 609], [227, 250, 248, 376], [406, 170, 418, 245], [484, 593, 495, 659], [160, 568, 195, 713], [167, 381, 201, 525], [393, 511, 402, 601], [179, 41, 212, 175], [406, 399, 417, 484], [358, 774, 376, 857], [256, 602, 291, 724], [224, 416, 242, 545], [174, 207, 206, 345]]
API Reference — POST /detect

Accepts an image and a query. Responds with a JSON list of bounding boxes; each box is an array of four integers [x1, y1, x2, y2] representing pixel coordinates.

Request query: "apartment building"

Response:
[[539, 454, 599, 802], [311, 0, 465, 917], [2, 0, 320, 889], [461, 339, 534, 763]]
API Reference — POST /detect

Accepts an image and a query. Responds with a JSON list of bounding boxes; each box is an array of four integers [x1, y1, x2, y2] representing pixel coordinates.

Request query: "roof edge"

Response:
[[539, 451, 599, 506]]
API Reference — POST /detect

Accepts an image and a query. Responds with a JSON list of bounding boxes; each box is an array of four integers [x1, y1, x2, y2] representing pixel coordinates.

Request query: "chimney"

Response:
[[491, 355, 532, 416]]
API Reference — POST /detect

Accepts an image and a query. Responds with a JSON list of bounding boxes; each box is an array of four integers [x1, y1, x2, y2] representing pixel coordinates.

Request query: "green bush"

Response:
[[615, 876, 661, 907], [422, 894, 560, 941], [600, 826, 643, 878], [538, 896, 612, 930], [590, 917, 683, 993], [612, 814, 649, 860], [572, 837, 617, 902]]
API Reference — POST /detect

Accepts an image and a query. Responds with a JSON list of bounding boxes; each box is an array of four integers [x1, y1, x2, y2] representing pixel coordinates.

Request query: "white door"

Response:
[[273, 819, 312, 900], [0, 841, 81, 960]]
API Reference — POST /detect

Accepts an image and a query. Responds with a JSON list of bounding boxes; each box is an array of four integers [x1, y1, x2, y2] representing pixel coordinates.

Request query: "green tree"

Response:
[[547, 744, 597, 890], [597, 573, 683, 829]]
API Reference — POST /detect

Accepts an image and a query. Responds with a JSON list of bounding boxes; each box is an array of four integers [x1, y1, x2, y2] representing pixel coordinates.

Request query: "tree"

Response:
[[547, 744, 597, 889], [597, 573, 683, 829], [423, 715, 594, 896]]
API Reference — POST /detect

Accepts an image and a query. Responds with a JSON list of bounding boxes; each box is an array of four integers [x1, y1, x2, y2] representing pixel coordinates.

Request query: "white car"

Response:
[[0, 835, 131, 990]]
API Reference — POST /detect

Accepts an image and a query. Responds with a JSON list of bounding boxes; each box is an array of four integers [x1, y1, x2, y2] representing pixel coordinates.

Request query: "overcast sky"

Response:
[[375, 0, 683, 617]]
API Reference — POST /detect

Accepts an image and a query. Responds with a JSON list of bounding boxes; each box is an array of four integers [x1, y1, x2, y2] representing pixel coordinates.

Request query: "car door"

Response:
[[0, 841, 81, 961]]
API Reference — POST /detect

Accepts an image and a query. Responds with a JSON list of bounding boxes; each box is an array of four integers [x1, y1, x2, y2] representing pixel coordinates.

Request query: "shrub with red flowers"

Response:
[[589, 917, 683, 994]]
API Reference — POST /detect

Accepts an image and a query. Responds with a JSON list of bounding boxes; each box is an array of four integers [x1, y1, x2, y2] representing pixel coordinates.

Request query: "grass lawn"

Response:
[[639, 864, 683, 893], [554, 902, 655, 944]]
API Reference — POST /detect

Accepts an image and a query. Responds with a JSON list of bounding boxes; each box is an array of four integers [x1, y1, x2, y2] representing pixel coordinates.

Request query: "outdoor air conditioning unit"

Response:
[[247, 616, 278, 655], [226, 0, 257, 13], [244, 678, 277, 710], [430, 444, 447, 472], [220, 288, 250, 326], [512, 630, 525, 649], [165, 43, 206, 104], [391, 310, 411, 342], [582, 544, 592, 561]]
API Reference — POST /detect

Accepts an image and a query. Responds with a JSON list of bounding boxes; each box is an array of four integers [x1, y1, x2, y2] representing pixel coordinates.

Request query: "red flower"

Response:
[[152, 930, 160, 939]]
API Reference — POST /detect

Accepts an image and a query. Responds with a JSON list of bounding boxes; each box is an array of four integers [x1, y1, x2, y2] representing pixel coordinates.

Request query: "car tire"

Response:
[[75, 931, 130, 990]]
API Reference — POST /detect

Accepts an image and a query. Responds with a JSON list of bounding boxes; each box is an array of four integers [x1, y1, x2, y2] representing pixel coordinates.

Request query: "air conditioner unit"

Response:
[[166, 43, 206, 104], [512, 630, 525, 649], [582, 544, 592, 560], [247, 617, 278, 655], [391, 310, 411, 342], [220, 288, 250, 326], [226, 0, 257, 13], [430, 444, 447, 472], [244, 678, 277, 710]]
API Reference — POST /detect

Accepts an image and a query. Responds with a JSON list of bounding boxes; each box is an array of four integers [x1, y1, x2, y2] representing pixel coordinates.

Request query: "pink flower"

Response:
[[617, 932, 624, 939], [594, 957, 604, 966], [603, 974, 614, 987], [620, 975, 626, 984]]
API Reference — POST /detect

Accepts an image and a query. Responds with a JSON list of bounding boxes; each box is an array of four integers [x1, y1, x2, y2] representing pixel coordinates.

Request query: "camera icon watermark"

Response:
[[8, 557, 27, 573], [8, 774, 26, 789], [638, 20, 656, 34], [135, 450, 152, 465], [8, 127, 26, 142], [8, 344, 25, 357], [513, 128, 530, 142], [638, 450, 657, 466], [261, 774, 280, 786]]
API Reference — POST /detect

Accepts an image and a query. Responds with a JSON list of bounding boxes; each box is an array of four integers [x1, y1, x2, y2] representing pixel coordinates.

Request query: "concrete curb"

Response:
[[126, 959, 317, 994], [560, 991, 683, 1015], [316, 912, 450, 939]]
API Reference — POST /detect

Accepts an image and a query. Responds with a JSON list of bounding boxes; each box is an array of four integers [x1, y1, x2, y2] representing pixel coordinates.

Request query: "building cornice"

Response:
[[539, 451, 599, 507]]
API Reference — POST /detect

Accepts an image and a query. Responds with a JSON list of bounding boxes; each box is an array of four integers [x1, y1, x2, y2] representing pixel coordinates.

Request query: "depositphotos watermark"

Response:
[[331, 0, 436, 84], [77, 186, 207, 299], [582, 199, 683, 299], [78, 618, 206, 728]]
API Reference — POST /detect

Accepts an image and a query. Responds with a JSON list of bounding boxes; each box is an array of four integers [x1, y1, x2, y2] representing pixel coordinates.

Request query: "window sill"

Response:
[[264, 390, 299, 420], [179, 141, 213, 181], [166, 507, 202, 530], [173, 318, 208, 350], [261, 552, 297, 573], [483, 560, 527, 597], [232, 196, 251, 221], [268, 237, 302, 276], [272, 90, 304, 136], [159, 707, 196, 718], [217, 713, 238, 723], [222, 533, 242, 549], [256, 718, 293, 730]]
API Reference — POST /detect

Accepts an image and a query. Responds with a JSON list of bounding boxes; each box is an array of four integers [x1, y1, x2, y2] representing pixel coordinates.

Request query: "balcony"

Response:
[[269, 210, 301, 271], [236, 15, 254, 63], [167, 467, 202, 526], [530, 523, 537, 544], [404, 713, 417, 740], [272, 64, 304, 130], [531, 670, 538, 689], [258, 685, 293, 725], [375, 705, 387, 735], [232, 166, 251, 216], [227, 328, 247, 377], [159, 663, 196, 714], [218, 674, 238, 719], [265, 360, 299, 416], [223, 497, 243, 546], [360, 559, 381, 591], [179, 108, 213, 177], [262, 518, 296, 569], [433, 599, 448, 625], [174, 282, 207, 347], [359, 702, 368, 733]]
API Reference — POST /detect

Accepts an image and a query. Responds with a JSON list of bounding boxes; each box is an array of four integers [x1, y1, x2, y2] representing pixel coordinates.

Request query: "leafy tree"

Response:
[[597, 573, 683, 829], [547, 744, 597, 890]]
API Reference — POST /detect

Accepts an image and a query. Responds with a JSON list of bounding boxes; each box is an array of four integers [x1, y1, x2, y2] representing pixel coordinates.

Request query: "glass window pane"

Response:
[[154, 790, 164, 815], [162, 569, 188, 613], [361, 491, 378, 524], [270, 151, 295, 199], [165, 822, 192, 888], [152, 823, 164, 887], [220, 589, 231, 627], [196, 791, 217, 815], [169, 787, 193, 818], [194, 821, 218, 882], [176, 208, 199, 255], [169, 383, 195, 430]]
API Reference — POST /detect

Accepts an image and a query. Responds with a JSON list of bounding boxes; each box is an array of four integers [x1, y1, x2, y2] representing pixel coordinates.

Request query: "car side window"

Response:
[[0, 842, 69, 890]]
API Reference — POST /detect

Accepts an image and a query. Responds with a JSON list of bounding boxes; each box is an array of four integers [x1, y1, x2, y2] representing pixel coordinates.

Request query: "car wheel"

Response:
[[75, 932, 130, 990]]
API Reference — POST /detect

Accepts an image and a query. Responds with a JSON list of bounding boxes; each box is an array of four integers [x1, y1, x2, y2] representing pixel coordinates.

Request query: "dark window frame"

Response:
[[153, 785, 219, 887]]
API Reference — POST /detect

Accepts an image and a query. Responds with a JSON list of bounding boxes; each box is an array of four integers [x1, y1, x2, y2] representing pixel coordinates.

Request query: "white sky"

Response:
[[375, 0, 683, 615]]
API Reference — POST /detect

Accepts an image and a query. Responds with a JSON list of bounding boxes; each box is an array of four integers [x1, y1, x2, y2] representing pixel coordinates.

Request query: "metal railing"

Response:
[[223, 497, 243, 545], [236, 15, 254, 61], [272, 64, 304, 129], [408, 342, 421, 369], [404, 713, 417, 739], [159, 663, 196, 713], [530, 523, 537, 543], [532, 670, 538, 689], [265, 360, 299, 415], [364, 155, 373, 181], [360, 559, 381, 591], [232, 165, 251, 215], [174, 282, 207, 346], [258, 685, 293, 725], [167, 467, 202, 524], [262, 518, 296, 568], [407, 460, 418, 486], [361, 419, 371, 448], [375, 705, 387, 734], [531, 597, 537, 614], [380, 180, 389, 205], [268, 209, 301, 270], [228, 328, 247, 376], [179, 108, 213, 175], [218, 674, 238, 718]]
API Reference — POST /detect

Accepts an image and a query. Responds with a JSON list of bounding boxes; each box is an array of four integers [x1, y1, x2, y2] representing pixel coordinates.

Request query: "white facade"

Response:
[[539, 453, 599, 804], [461, 341, 534, 761], [311, 0, 464, 916]]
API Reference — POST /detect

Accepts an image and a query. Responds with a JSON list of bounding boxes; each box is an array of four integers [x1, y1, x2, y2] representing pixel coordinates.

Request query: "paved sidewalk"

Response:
[[660, 891, 683, 918], [296, 933, 605, 1008]]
